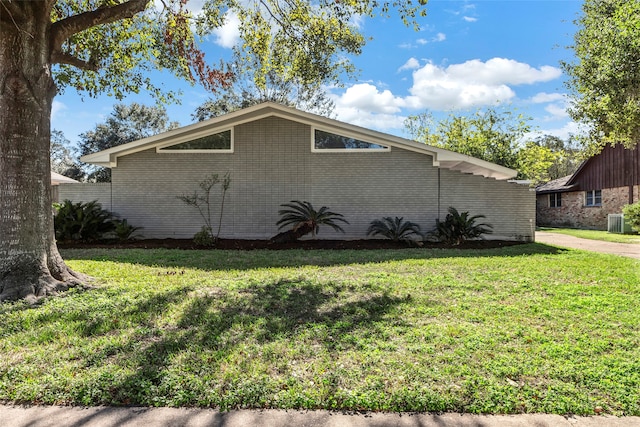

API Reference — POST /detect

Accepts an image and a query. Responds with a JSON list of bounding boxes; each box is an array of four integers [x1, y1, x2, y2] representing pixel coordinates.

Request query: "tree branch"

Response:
[[50, 51, 99, 71], [0, 0, 34, 39], [0, 0, 24, 21], [50, 0, 150, 57]]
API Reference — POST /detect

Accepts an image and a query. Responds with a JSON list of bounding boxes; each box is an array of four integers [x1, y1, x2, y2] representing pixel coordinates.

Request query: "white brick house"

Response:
[[63, 102, 535, 241]]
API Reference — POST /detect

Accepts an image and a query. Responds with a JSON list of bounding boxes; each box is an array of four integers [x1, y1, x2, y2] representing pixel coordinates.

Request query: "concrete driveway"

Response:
[[535, 231, 640, 259]]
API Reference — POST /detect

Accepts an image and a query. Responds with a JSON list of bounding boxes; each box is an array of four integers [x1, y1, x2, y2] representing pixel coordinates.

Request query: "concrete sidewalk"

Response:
[[2, 405, 640, 427]]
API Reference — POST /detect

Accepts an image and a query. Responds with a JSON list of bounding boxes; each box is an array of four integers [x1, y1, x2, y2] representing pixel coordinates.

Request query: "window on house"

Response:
[[158, 129, 232, 152], [313, 129, 389, 151], [549, 193, 562, 208], [585, 189, 602, 206]]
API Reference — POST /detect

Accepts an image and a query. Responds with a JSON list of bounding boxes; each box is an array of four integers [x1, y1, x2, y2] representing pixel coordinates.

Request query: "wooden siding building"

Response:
[[536, 144, 640, 230]]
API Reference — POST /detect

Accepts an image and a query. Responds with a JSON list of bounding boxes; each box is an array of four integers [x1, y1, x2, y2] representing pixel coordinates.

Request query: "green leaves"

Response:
[[563, 0, 640, 149], [50, 0, 428, 101], [277, 200, 349, 239], [516, 142, 559, 186], [54, 200, 116, 242], [405, 107, 531, 171], [367, 217, 421, 243], [432, 207, 493, 246], [622, 202, 640, 233]]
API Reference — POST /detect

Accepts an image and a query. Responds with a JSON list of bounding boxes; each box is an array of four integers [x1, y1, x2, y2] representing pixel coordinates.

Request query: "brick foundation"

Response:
[[537, 185, 639, 230]]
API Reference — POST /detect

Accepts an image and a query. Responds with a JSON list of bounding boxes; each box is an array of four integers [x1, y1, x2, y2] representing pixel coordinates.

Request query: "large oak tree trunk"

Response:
[[0, 2, 86, 302]]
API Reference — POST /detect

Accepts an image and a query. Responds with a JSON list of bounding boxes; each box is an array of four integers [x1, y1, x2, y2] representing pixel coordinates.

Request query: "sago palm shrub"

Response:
[[276, 200, 349, 239], [367, 216, 421, 242], [54, 200, 115, 241], [432, 207, 493, 245]]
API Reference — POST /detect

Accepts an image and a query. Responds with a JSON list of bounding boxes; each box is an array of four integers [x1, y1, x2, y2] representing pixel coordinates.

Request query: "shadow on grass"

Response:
[[56, 279, 408, 407], [60, 243, 570, 273]]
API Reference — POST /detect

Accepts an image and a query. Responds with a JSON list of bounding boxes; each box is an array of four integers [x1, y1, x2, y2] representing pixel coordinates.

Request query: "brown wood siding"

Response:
[[572, 144, 640, 191]]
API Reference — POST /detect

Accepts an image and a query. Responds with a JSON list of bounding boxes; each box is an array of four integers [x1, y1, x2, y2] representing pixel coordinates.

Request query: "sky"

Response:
[[51, 0, 584, 149]]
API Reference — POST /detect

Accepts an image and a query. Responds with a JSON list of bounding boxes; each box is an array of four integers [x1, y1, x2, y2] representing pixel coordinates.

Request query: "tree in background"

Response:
[[193, 57, 335, 122], [405, 108, 531, 171], [516, 142, 559, 185], [562, 0, 640, 150], [51, 130, 85, 181], [528, 135, 584, 181], [0, 0, 428, 302], [405, 110, 584, 185], [79, 103, 179, 182]]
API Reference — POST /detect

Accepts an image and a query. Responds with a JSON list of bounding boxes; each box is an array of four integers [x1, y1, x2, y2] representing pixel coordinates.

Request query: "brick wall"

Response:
[[73, 116, 534, 240], [536, 185, 639, 229], [58, 183, 113, 212]]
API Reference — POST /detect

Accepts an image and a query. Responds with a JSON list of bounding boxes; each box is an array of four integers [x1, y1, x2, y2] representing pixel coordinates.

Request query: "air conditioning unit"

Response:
[[608, 214, 634, 234]]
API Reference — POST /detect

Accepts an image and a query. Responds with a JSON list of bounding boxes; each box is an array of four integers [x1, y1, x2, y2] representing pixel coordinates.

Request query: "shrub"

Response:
[[193, 226, 216, 246], [623, 201, 640, 233], [113, 219, 143, 241], [54, 200, 115, 241], [431, 207, 493, 245], [276, 200, 348, 239], [178, 172, 231, 243], [367, 217, 421, 242]]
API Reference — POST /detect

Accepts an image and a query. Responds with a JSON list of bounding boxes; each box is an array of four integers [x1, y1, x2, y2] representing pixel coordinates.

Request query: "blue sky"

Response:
[[52, 0, 583, 148]]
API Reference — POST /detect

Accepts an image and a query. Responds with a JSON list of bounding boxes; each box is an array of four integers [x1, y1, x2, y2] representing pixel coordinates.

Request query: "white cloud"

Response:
[[52, 100, 66, 119], [398, 33, 445, 49], [329, 57, 565, 134], [350, 14, 365, 29], [211, 12, 241, 48], [534, 121, 586, 141], [544, 103, 570, 121], [463, 16, 477, 22], [185, 0, 206, 15], [433, 33, 446, 42], [333, 83, 405, 114], [530, 92, 566, 104], [398, 58, 421, 72], [528, 92, 570, 121], [333, 107, 407, 131], [442, 58, 561, 86], [406, 58, 560, 110]]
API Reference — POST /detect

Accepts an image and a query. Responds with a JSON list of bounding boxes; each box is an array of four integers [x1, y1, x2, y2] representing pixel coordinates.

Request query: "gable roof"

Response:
[[51, 171, 79, 185], [81, 102, 517, 180], [535, 175, 576, 194], [536, 144, 640, 194], [566, 143, 640, 189]]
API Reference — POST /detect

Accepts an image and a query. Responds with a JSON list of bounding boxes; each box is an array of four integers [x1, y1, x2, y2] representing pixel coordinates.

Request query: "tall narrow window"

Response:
[[549, 193, 562, 208], [585, 190, 602, 206], [313, 129, 389, 151]]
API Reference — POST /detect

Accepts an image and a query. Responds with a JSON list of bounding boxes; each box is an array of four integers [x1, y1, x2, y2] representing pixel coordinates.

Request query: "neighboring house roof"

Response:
[[51, 171, 79, 185], [535, 175, 576, 194], [81, 102, 517, 180], [536, 144, 640, 194]]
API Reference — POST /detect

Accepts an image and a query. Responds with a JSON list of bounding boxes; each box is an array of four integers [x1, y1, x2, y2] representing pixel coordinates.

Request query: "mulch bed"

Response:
[[58, 238, 525, 251]]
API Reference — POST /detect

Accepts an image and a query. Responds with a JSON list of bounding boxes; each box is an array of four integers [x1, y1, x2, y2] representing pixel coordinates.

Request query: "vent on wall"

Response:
[[608, 214, 634, 234]]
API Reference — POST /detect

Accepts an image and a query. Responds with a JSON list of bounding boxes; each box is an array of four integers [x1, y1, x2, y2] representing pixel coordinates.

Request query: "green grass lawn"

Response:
[[538, 227, 640, 244], [1, 245, 639, 415]]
